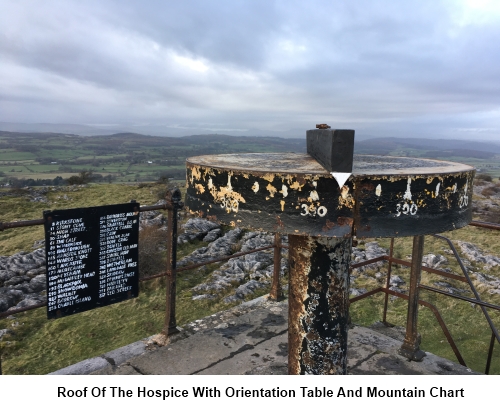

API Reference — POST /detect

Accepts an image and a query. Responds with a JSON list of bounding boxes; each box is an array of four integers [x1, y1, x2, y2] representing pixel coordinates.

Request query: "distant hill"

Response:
[[354, 137, 500, 156]]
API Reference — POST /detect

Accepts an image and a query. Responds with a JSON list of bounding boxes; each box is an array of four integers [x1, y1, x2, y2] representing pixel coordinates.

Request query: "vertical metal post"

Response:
[[269, 233, 284, 301], [398, 235, 426, 361], [485, 331, 495, 375], [288, 235, 352, 375], [163, 188, 182, 337], [383, 238, 395, 324]]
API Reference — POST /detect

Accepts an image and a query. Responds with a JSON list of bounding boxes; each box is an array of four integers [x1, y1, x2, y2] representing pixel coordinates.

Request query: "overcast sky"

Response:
[[1, 0, 500, 140]]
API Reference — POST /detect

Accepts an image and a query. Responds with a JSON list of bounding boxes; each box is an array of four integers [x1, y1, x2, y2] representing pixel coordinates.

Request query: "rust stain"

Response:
[[359, 182, 375, 191], [337, 217, 354, 227], [275, 215, 285, 230], [288, 235, 312, 375], [322, 219, 336, 232]]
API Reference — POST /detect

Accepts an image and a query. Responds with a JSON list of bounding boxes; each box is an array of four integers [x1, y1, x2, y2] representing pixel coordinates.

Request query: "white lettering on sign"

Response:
[[46, 206, 138, 316]]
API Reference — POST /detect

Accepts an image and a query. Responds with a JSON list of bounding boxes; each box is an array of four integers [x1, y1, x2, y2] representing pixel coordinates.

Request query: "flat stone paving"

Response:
[[49, 295, 478, 375]]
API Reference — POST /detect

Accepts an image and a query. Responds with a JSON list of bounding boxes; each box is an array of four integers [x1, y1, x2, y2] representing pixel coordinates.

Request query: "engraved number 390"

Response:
[[301, 204, 327, 217]]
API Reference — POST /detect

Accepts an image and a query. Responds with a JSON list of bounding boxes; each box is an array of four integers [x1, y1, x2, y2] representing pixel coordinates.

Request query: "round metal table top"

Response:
[[186, 153, 473, 176], [185, 153, 475, 238]]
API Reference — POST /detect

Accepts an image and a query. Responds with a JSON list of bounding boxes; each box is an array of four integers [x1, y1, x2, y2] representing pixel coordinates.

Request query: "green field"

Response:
[[0, 132, 306, 185]]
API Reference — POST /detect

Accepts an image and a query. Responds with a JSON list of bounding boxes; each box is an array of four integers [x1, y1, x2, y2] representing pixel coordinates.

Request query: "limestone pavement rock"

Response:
[[0, 248, 47, 313]]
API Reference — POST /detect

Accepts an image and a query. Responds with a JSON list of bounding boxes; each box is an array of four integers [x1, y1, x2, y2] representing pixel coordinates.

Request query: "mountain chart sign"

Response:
[[44, 202, 140, 319]]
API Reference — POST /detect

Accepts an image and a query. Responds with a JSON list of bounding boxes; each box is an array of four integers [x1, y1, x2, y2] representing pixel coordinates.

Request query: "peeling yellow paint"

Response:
[[280, 200, 285, 211], [289, 181, 304, 191], [242, 173, 249, 179], [338, 185, 355, 209], [266, 183, 277, 197], [262, 173, 275, 182], [191, 166, 202, 181], [341, 185, 349, 199], [195, 183, 205, 194], [206, 172, 246, 213]]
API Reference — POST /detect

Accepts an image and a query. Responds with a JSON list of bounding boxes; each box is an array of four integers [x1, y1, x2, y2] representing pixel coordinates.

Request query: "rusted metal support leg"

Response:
[[163, 189, 182, 337], [288, 235, 352, 375], [269, 233, 284, 301], [398, 235, 426, 361], [383, 238, 395, 324]]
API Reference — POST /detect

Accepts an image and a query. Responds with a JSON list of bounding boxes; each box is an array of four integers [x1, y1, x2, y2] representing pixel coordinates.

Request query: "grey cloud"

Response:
[[0, 0, 499, 140]]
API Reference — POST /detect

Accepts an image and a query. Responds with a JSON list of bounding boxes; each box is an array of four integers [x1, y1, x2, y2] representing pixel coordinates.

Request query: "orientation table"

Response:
[[184, 127, 474, 374]]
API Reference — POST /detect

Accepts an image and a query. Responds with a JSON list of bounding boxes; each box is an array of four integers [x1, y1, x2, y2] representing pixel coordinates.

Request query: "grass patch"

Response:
[[0, 183, 171, 256]]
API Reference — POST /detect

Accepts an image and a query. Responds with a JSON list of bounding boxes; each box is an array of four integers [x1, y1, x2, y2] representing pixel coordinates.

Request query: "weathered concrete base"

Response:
[[49, 296, 478, 376]]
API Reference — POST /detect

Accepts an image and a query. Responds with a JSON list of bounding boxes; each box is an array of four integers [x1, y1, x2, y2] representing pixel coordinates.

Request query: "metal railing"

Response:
[[350, 220, 500, 374], [1, 187, 499, 374], [0, 189, 285, 374]]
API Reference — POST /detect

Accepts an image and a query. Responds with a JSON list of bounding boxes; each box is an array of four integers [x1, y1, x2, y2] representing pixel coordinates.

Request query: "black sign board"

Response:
[[44, 202, 140, 319]]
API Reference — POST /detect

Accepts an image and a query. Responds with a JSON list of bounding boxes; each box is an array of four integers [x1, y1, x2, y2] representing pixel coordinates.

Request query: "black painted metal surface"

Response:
[[306, 128, 355, 173], [185, 153, 474, 238]]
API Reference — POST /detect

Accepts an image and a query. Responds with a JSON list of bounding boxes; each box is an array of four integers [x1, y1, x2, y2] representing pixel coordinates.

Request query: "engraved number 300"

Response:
[[396, 203, 417, 216]]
